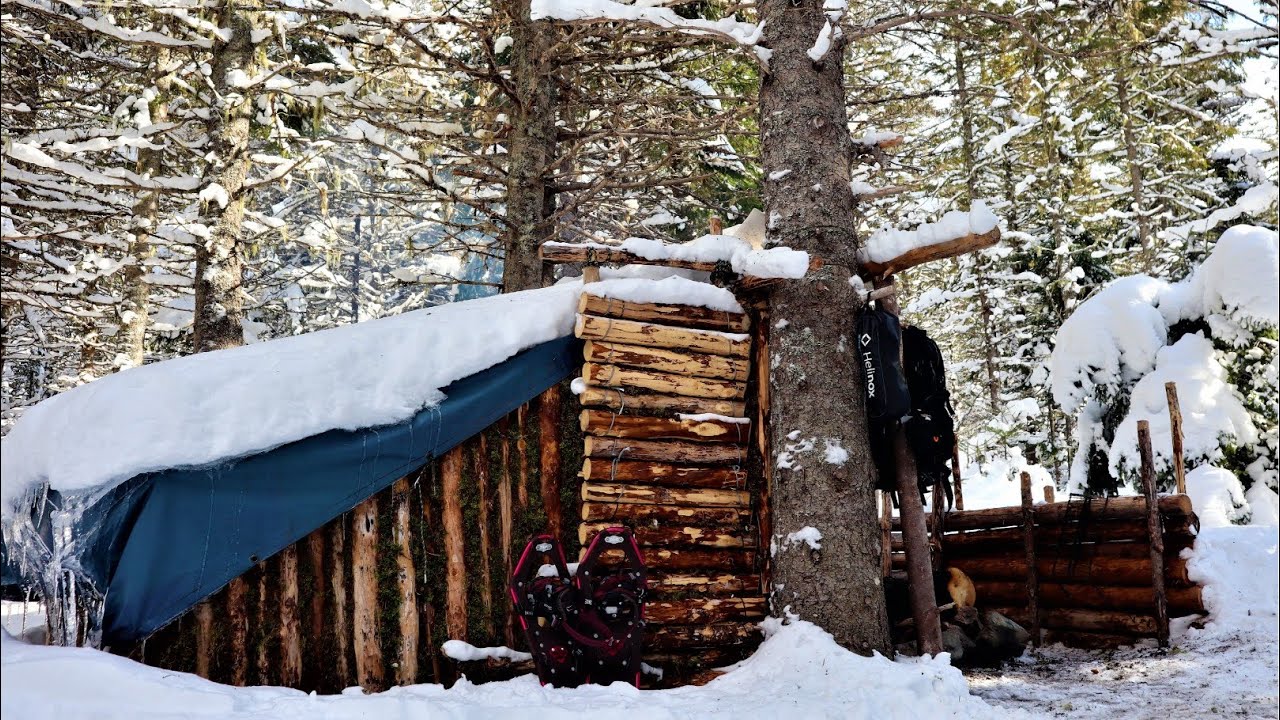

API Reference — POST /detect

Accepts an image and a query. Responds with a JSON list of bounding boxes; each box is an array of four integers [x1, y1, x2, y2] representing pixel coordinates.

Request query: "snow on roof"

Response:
[[862, 201, 999, 264], [0, 283, 578, 515]]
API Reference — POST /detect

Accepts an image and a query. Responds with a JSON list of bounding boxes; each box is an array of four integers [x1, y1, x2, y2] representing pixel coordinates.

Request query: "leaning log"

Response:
[[583, 436, 747, 466], [579, 459, 748, 489], [578, 385, 747, 417], [578, 521, 750, 549], [581, 481, 750, 508], [351, 498, 384, 691], [648, 573, 762, 595], [580, 501, 748, 526], [580, 409, 750, 444], [584, 340, 750, 382], [1139, 420, 1170, 648], [645, 597, 767, 625], [974, 581, 1204, 615], [575, 315, 750, 359], [578, 293, 750, 333], [860, 227, 1001, 279], [584, 362, 746, 401]]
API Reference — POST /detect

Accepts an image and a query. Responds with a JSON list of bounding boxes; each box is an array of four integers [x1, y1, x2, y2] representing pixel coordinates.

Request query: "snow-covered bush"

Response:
[[1049, 224, 1279, 502]]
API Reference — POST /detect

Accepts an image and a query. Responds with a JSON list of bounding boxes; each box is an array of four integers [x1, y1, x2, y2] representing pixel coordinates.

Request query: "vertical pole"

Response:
[[879, 491, 893, 578], [951, 442, 965, 511], [195, 600, 214, 679], [392, 477, 419, 685], [256, 563, 270, 686], [227, 576, 248, 686], [876, 276, 942, 656], [516, 404, 531, 509], [278, 543, 302, 687], [441, 446, 469, 644], [930, 484, 944, 571], [1165, 382, 1186, 495], [1020, 471, 1041, 647], [305, 532, 325, 653], [754, 305, 774, 596], [329, 517, 350, 687], [473, 437, 495, 639], [1138, 420, 1170, 648], [497, 418, 517, 648], [538, 385, 564, 542], [352, 498, 384, 691], [351, 215, 361, 323]]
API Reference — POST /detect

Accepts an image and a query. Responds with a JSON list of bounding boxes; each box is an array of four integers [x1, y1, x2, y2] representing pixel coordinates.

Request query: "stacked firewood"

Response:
[[572, 288, 767, 670], [891, 494, 1204, 648]]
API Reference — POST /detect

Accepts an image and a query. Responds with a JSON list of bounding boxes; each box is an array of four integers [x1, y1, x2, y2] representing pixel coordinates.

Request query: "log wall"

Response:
[[122, 388, 584, 692], [889, 493, 1207, 647]]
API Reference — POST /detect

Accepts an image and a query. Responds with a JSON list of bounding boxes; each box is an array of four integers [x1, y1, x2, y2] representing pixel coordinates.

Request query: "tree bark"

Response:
[[192, 0, 259, 352], [391, 477, 419, 685], [278, 544, 302, 687], [577, 316, 751, 358], [758, 0, 890, 655], [351, 498, 384, 691], [502, 0, 558, 292], [329, 517, 350, 687]]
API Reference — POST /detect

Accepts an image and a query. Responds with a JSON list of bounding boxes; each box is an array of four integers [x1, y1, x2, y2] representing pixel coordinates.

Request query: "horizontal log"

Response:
[[645, 622, 760, 650], [951, 553, 1193, 587], [645, 597, 767, 625], [585, 341, 750, 382], [579, 522, 751, 549], [648, 573, 761, 596], [584, 436, 748, 466], [579, 293, 750, 333], [544, 242, 721, 273], [645, 548, 756, 572], [582, 482, 751, 508], [643, 648, 744, 670], [860, 227, 1001, 279], [941, 518, 1196, 553], [578, 386, 747, 418], [897, 495, 1196, 532], [1042, 608, 1158, 635], [581, 409, 750, 444], [580, 459, 749, 489], [584, 363, 746, 401], [1041, 629, 1148, 649], [975, 581, 1204, 615], [581, 501, 748, 526], [576, 315, 750, 359]]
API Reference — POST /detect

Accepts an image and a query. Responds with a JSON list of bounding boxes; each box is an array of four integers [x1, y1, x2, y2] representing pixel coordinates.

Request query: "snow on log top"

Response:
[[861, 201, 1000, 265], [542, 233, 810, 280], [583, 275, 745, 313], [0, 283, 582, 514]]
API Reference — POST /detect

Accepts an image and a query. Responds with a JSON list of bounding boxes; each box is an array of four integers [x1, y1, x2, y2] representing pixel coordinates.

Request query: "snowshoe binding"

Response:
[[510, 534, 584, 687], [565, 526, 648, 687]]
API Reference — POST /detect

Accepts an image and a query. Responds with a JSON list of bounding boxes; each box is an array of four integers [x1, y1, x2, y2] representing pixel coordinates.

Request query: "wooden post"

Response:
[[278, 543, 302, 687], [497, 419, 516, 648], [391, 477, 419, 685], [709, 216, 724, 235], [930, 484, 945, 571], [879, 491, 893, 578], [1138, 420, 1170, 648], [352, 497, 384, 691], [754, 305, 773, 596], [256, 563, 270, 686], [329, 516, 350, 686], [877, 276, 943, 656], [1165, 382, 1186, 494], [1043, 485, 1055, 504], [1020, 471, 1041, 647], [441, 446, 469, 643], [582, 265, 601, 284], [305, 532, 325, 647], [472, 436, 495, 639], [227, 576, 248, 686], [195, 600, 214, 679], [516, 404, 530, 509], [951, 442, 965, 511], [538, 385, 564, 541]]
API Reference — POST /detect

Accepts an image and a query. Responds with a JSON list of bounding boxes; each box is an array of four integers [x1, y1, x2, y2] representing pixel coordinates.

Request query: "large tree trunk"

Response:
[[501, 0, 558, 292], [757, 4, 891, 655], [192, 1, 259, 352]]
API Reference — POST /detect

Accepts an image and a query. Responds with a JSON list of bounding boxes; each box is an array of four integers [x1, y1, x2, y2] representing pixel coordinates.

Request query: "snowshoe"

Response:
[[566, 525, 647, 687], [510, 534, 584, 687]]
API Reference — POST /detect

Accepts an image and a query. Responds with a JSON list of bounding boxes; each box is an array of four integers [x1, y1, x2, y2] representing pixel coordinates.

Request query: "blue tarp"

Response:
[[45, 336, 580, 647]]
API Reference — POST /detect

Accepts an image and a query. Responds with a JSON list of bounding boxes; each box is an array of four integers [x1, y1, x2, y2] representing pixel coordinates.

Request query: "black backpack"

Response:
[[857, 308, 910, 494], [902, 325, 956, 509]]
